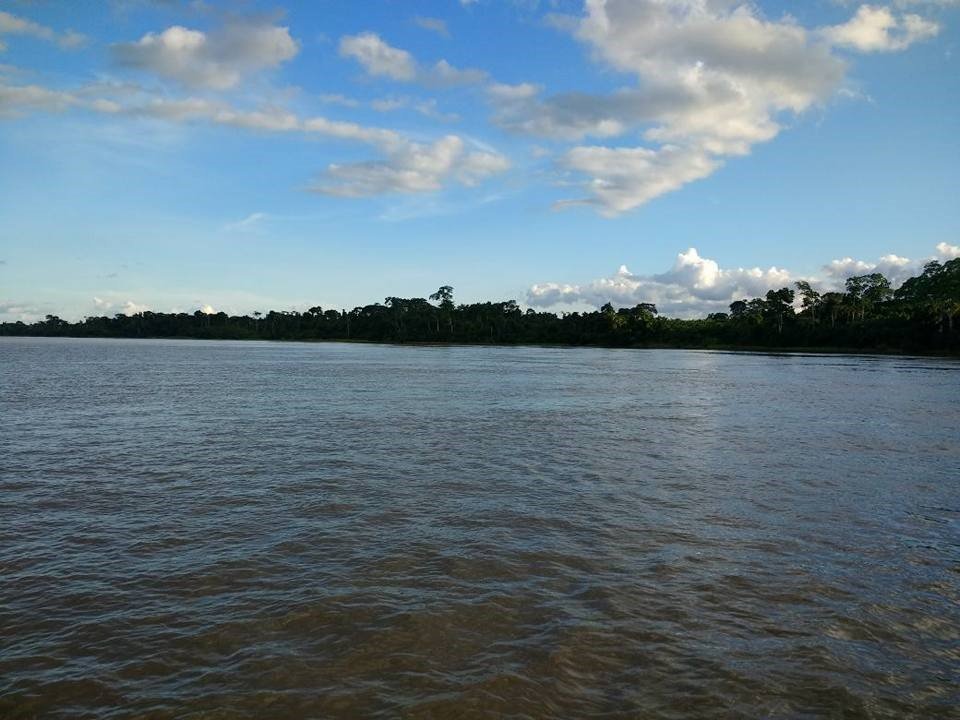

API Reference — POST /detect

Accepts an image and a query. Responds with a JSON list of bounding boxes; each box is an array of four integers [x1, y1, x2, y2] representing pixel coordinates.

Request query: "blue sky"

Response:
[[1, 0, 958, 320]]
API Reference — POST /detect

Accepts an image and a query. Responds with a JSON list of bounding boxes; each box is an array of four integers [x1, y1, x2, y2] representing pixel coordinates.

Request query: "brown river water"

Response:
[[1, 337, 958, 718]]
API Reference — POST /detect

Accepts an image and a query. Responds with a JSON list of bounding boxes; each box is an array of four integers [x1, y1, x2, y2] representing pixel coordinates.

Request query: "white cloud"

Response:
[[109, 94, 402, 146], [487, 0, 941, 214], [0, 300, 50, 323], [936, 241, 960, 259], [59, 30, 87, 49], [822, 253, 915, 285], [427, 59, 487, 87], [124, 300, 150, 315], [0, 11, 49, 39], [112, 20, 298, 89], [92, 296, 150, 315], [0, 76, 506, 198], [0, 81, 77, 116], [301, 114, 403, 149], [493, 0, 852, 214], [312, 134, 509, 197], [557, 145, 719, 216], [414, 16, 450, 37], [339, 32, 416, 81], [527, 243, 957, 316], [371, 95, 459, 121], [528, 247, 792, 317], [820, 242, 960, 289], [487, 82, 540, 101], [821, 5, 939, 52], [339, 32, 487, 87], [489, 84, 628, 140], [0, 10, 86, 50]]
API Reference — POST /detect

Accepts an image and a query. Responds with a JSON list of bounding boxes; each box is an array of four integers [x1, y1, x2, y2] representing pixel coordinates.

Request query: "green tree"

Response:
[[764, 288, 795, 335], [795, 280, 821, 324], [845, 273, 891, 321], [429, 285, 455, 335]]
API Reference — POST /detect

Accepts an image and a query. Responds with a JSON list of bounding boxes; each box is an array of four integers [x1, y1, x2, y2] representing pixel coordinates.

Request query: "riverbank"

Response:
[[3, 332, 957, 358]]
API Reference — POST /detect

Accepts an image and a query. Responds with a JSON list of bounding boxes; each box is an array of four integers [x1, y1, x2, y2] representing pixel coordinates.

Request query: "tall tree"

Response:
[[795, 281, 821, 324], [764, 288, 795, 335]]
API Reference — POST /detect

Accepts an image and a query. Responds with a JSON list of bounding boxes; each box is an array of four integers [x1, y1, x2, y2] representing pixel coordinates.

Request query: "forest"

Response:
[[3, 258, 959, 353]]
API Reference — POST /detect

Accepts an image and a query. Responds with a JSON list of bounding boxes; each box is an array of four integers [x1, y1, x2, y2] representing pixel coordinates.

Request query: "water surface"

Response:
[[1, 338, 958, 718]]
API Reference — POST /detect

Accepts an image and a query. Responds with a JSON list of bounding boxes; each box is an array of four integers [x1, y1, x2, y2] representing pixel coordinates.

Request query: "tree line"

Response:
[[3, 260, 958, 353]]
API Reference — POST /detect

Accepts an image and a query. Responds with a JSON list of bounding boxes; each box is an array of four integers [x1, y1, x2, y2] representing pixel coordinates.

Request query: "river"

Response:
[[1, 337, 957, 718]]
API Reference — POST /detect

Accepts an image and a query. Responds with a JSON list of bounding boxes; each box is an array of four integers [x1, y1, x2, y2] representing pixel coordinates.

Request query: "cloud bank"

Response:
[[528, 243, 960, 317], [112, 20, 299, 89], [0, 2, 951, 213], [0, 78, 509, 196], [489, 0, 943, 215]]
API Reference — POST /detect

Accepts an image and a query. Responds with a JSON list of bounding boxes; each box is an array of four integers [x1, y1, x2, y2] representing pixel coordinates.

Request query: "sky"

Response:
[[0, 0, 958, 321]]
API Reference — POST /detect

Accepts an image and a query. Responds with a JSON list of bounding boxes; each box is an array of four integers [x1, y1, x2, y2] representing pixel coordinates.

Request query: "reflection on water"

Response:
[[1, 338, 958, 718]]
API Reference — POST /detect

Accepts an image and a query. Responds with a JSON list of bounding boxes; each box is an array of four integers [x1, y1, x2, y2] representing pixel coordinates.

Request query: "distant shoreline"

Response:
[[3, 332, 957, 358], [3, 264, 958, 356]]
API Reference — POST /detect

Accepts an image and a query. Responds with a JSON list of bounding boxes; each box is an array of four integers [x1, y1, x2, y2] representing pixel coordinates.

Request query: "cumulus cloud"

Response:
[[93, 297, 150, 315], [493, 0, 850, 214], [112, 20, 299, 89], [492, 0, 940, 215], [339, 32, 487, 87], [557, 145, 719, 216], [339, 32, 417, 81], [312, 134, 509, 197], [528, 247, 792, 317], [936, 241, 960, 259], [821, 5, 940, 52], [822, 242, 960, 287], [527, 243, 958, 316], [0, 10, 86, 50], [822, 253, 915, 285]]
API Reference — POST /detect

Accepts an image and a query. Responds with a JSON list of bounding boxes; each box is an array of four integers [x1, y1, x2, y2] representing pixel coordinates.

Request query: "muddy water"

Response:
[[1, 338, 958, 718]]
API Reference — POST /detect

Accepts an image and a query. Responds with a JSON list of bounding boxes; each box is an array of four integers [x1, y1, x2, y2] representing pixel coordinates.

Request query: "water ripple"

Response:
[[1, 338, 958, 718]]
